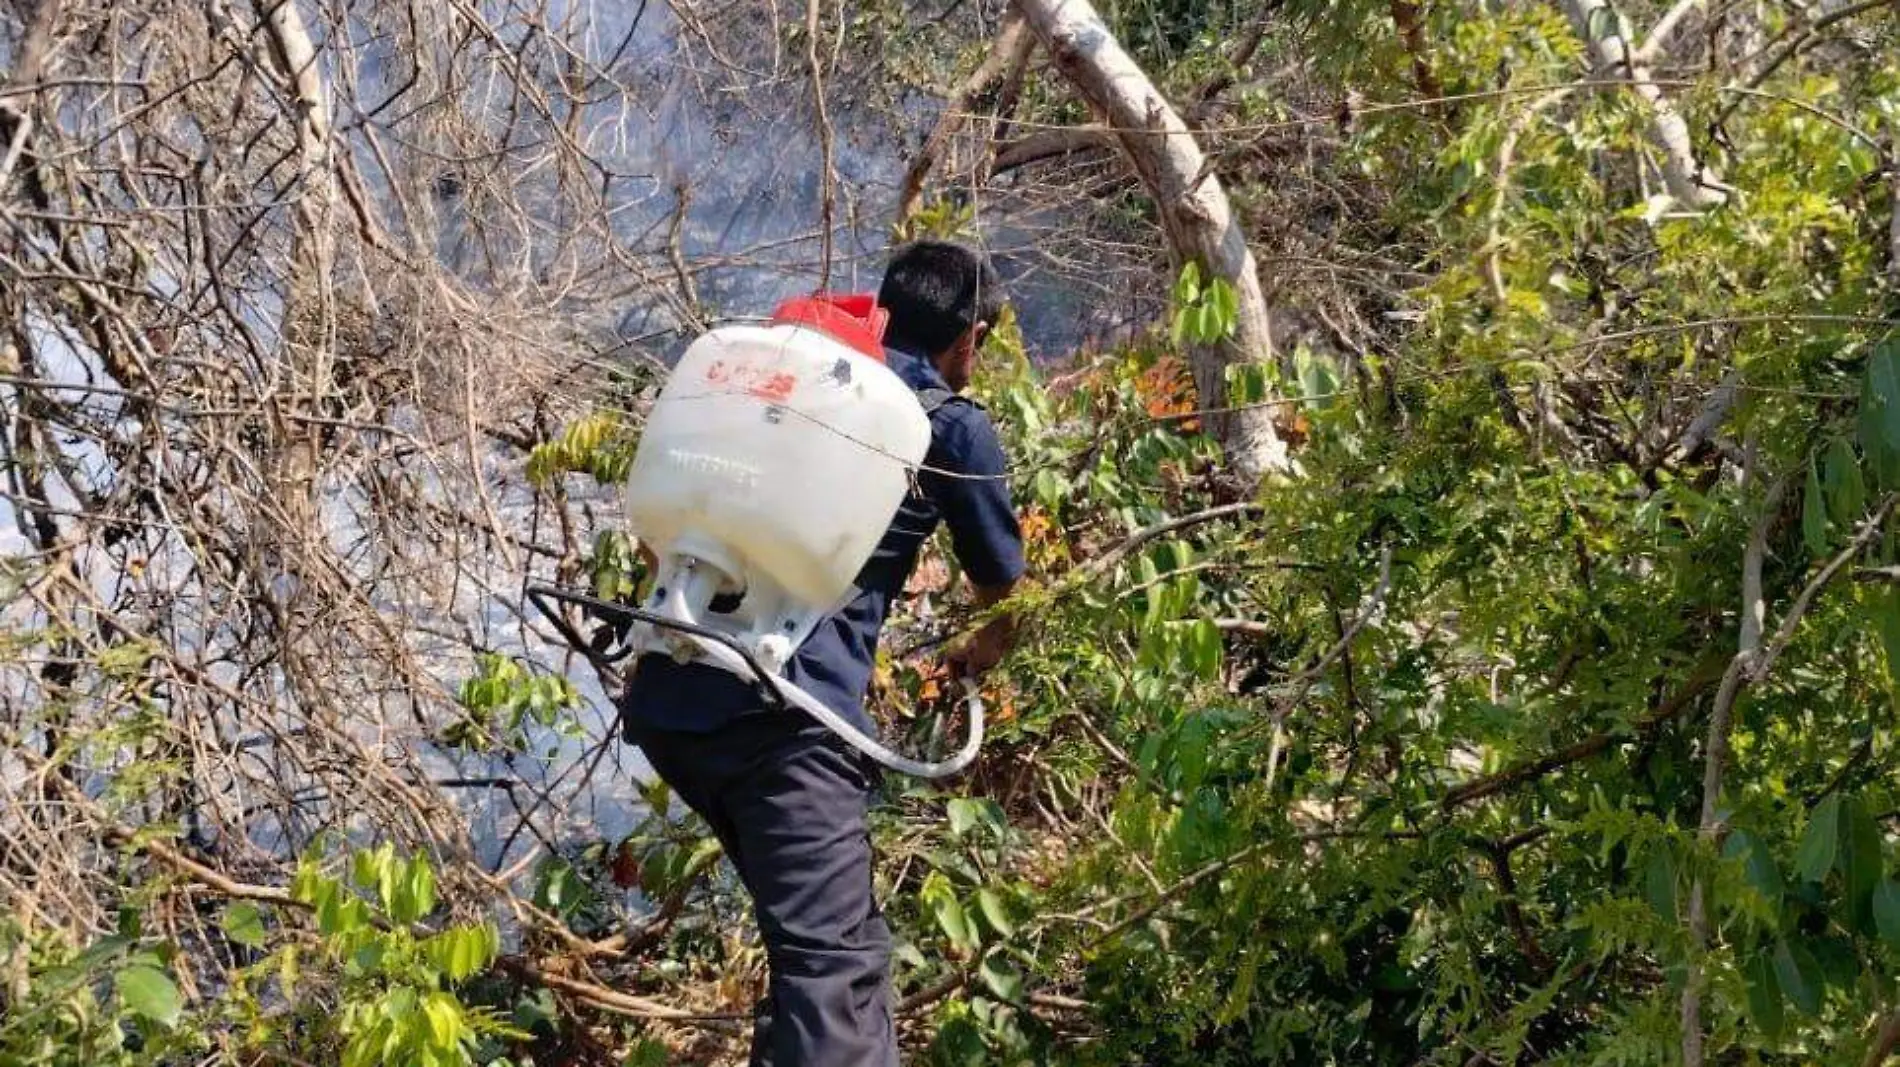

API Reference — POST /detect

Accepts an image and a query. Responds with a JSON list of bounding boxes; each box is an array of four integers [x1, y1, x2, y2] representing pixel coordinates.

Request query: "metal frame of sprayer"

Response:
[[525, 294, 986, 779], [526, 562, 984, 780]]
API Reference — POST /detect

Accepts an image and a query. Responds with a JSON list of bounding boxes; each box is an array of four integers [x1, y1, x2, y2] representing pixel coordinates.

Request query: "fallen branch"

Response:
[[989, 124, 1113, 177], [897, 970, 969, 1015], [107, 827, 297, 907], [497, 958, 745, 1029]]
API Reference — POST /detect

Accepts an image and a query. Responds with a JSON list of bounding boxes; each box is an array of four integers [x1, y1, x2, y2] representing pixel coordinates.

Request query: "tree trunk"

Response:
[[1015, 0, 1289, 482], [1561, 0, 1727, 209]]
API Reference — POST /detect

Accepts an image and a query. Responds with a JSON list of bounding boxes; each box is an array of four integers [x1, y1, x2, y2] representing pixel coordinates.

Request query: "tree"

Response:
[[1015, 0, 1290, 483]]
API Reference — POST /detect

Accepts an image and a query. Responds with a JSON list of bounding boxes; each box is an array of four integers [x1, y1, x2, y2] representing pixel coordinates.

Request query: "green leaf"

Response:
[[117, 964, 183, 1029], [934, 893, 975, 953], [1838, 795, 1884, 901], [1876, 588, 1900, 692], [1643, 844, 1678, 920], [946, 798, 1005, 841], [535, 858, 586, 917], [1874, 880, 1900, 947], [1032, 469, 1064, 509], [55, 933, 132, 984], [1723, 830, 1784, 900], [453, 930, 481, 982], [1865, 341, 1900, 452], [1825, 438, 1868, 524], [1803, 455, 1830, 556], [97, 640, 154, 675], [1811, 936, 1858, 989], [893, 940, 927, 971], [392, 858, 437, 924], [279, 945, 300, 997], [1773, 939, 1823, 1016], [947, 798, 981, 839], [429, 992, 466, 1049], [1196, 303, 1221, 343], [978, 953, 1023, 1003], [1743, 949, 1784, 1039], [930, 1016, 988, 1067], [1175, 261, 1202, 304], [316, 884, 366, 937], [1795, 795, 1843, 883], [1188, 617, 1221, 679], [450, 923, 493, 980], [977, 888, 1016, 938], [625, 1038, 670, 1067], [354, 842, 394, 895], [350, 939, 386, 976], [429, 927, 491, 982], [1208, 279, 1239, 337], [224, 903, 267, 948], [922, 872, 978, 954], [511, 987, 559, 1035]]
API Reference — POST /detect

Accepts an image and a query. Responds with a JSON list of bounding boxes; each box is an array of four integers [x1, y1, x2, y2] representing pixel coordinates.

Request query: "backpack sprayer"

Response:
[[526, 294, 984, 778]]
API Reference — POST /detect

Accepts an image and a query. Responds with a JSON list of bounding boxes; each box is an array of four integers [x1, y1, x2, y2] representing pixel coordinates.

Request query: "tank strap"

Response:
[[915, 386, 960, 415]]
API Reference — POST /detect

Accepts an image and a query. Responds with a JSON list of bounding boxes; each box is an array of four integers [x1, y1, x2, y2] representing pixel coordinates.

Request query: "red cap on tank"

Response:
[[770, 293, 889, 363]]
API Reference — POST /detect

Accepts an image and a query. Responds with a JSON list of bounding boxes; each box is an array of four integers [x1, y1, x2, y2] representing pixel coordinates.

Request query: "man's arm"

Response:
[[926, 410, 1026, 680], [947, 578, 1019, 679]]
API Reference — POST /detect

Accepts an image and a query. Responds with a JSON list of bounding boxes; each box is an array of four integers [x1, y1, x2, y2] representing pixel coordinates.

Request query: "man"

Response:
[[620, 240, 1025, 1066]]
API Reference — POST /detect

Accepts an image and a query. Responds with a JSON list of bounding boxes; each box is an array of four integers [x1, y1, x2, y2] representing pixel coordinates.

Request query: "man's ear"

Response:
[[950, 322, 987, 364]]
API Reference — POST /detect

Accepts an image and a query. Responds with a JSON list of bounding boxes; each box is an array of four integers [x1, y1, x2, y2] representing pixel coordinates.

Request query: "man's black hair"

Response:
[[876, 240, 1003, 357]]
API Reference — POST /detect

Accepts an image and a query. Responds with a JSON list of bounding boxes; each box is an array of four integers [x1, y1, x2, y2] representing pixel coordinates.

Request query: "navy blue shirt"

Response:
[[620, 345, 1025, 737]]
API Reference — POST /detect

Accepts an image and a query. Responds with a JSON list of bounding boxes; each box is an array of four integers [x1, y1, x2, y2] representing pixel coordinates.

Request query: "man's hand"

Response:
[[944, 580, 1018, 679]]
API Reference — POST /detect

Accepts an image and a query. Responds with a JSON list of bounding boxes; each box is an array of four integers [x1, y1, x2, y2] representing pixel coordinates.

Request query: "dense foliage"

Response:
[[4, 0, 1899, 1063]]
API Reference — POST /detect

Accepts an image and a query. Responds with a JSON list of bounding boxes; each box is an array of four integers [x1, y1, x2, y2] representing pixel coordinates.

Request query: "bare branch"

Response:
[[990, 124, 1113, 177], [898, 8, 1033, 221], [1560, 0, 1728, 208], [1635, 0, 1708, 64], [1682, 464, 1788, 1067]]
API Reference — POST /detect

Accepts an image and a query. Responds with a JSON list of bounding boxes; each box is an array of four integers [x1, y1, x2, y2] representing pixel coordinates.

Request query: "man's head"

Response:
[[876, 240, 1003, 392]]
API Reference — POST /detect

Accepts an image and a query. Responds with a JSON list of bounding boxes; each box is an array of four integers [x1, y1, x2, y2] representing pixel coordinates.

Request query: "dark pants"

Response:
[[629, 712, 898, 1067]]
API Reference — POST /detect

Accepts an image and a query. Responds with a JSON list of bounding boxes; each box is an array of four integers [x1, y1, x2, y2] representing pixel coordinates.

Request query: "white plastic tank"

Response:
[[623, 307, 932, 615]]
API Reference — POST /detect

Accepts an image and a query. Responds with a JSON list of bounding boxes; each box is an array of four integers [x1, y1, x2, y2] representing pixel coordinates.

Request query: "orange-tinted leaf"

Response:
[[1136, 357, 1200, 432], [609, 840, 641, 889], [1275, 408, 1312, 449]]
